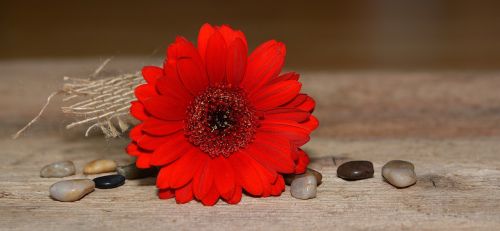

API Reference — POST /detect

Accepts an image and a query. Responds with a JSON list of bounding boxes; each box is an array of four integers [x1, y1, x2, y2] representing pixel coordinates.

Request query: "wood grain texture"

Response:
[[0, 59, 499, 230]]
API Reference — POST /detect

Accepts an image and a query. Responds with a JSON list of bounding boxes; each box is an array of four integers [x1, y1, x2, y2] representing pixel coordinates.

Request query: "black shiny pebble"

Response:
[[337, 160, 374, 181], [93, 174, 125, 189]]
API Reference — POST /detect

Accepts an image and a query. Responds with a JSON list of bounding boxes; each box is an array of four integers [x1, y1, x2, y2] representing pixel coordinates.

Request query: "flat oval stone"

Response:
[[382, 160, 416, 188], [40, 161, 76, 178], [93, 174, 125, 189], [290, 174, 317, 200], [284, 168, 323, 186], [337, 160, 374, 181], [49, 179, 95, 202], [116, 163, 158, 179], [83, 159, 117, 174]]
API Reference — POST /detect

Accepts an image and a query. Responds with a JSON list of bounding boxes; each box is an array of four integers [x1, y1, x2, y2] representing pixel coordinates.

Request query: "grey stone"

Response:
[[40, 161, 76, 178], [49, 179, 95, 202], [290, 174, 317, 200], [382, 160, 417, 188]]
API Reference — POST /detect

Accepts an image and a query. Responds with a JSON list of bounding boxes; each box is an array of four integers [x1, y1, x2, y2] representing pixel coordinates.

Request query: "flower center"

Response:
[[185, 86, 259, 158]]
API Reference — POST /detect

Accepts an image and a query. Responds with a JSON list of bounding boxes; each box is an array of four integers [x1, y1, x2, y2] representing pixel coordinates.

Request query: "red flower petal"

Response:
[[137, 133, 173, 151], [213, 157, 236, 200], [157, 165, 175, 189], [169, 148, 207, 189], [228, 151, 263, 196], [260, 119, 311, 146], [270, 175, 285, 196], [267, 72, 299, 85], [136, 154, 151, 168], [197, 23, 216, 62], [241, 40, 286, 93], [142, 66, 163, 85], [158, 63, 193, 101], [130, 101, 148, 121], [247, 144, 295, 173], [128, 123, 143, 141], [201, 185, 220, 206], [294, 149, 310, 174], [175, 182, 194, 204], [250, 80, 301, 110], [205, 31, 227, 85], [246, 134, 295, 174], [302, 115, 319, 131], [193, 158, 214, 200], [177, 58, 209, 95], [135, 84, 158, 102], [142, 118, 183, 136], [150, 133, 192, 166], [226, 38, 247, 87], [158, 188, 175, 199], [297, 95, 316, 112], [126, 143, 139, 155], [226, 185, 242, 204], [218, 25, 247, 47], [167, 36, 202, 65], [282, 94, 308, 108], [265, 108, 310, 123], [143, 95, 186, 121]]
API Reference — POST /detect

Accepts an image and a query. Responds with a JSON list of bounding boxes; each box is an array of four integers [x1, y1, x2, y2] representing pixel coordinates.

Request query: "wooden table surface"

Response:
[[0, 59, 499, 230]]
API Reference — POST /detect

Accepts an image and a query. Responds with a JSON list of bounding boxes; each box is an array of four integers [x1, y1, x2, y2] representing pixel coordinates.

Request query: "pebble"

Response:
[[93, 174, 125, 189], [83, 159, 117, 174], [116, 163, 158, 179], [40, 161, 76, 178], [49, 179, 95, 202], [290, 174, 317, 200], [382, 160, 417, 188], [337, 160, 374, 181], [284, 168, 323, 185]]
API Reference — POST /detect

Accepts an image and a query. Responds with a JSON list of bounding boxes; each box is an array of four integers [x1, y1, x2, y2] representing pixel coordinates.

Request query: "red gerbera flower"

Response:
[[126, 23, 318, 205]]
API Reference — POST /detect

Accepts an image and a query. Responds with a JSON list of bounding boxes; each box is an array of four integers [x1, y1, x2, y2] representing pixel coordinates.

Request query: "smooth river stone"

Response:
[[337, 160, 374, 181], [40, 161, 76, 178], [290, 174, 317, 200], [116, 163, 158, 179], [382, 160, 417, 188], [93, 174, 125, 189], [83, 159, 117, 174], [284, 168, 323, 185], [49, 179, 95, 202]]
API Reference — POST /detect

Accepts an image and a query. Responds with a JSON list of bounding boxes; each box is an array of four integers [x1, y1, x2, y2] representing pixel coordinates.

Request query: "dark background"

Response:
[[1, 0, 500, 70]]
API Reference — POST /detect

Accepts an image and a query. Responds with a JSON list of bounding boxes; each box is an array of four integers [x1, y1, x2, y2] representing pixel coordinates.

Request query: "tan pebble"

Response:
[[382, 160, 417, 188], [83, 159, 117, 174], [49, 179, 95, 202]]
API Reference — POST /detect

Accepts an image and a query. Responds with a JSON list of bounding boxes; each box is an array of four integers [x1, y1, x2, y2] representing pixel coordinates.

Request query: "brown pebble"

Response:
[[337, 160, 374, 181], [83, 159, 117, 174]]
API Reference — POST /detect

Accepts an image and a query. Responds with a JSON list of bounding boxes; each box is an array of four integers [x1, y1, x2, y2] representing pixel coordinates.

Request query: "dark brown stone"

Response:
[[337, 160, 374, 181]]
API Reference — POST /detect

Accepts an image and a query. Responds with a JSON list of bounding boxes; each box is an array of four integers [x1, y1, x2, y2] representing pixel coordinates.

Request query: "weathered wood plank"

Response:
[[0, 60, 499, 230]]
